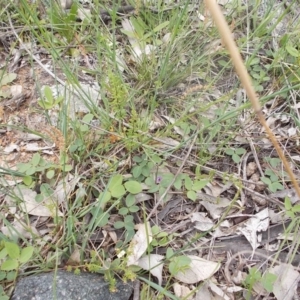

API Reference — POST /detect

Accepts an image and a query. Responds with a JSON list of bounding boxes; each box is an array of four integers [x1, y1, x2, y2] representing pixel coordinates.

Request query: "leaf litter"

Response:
[[0, 0, 300, 298]]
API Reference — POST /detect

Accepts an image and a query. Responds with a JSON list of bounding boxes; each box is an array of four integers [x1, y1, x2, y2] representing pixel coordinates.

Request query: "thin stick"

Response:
[[204, 0, 300, 198]]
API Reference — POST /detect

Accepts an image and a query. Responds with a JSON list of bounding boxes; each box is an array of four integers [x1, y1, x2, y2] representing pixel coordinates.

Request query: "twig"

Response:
[[146, 131, 198, 221], [247, 137, 264, 177], [224, 250, 300, 284], [242, 185, 284, 208]]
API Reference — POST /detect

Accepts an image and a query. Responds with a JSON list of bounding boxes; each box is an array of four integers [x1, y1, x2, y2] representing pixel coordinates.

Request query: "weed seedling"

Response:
[[0, 241, 34, 300], [225, 147, 246, 163], [260, 168, 284, 193]]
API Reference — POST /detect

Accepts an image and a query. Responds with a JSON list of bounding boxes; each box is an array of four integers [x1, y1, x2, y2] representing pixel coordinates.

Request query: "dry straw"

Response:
[[204, 0, 300, 199]]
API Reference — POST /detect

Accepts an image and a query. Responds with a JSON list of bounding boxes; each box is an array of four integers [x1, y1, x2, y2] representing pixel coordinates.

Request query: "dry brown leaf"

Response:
[[190, 212, 214, 231], [174, 255, 220, 284], [246, 162, 257, 177], [121, 19, 156, 62], [10, 84, 22, 97], [238, 208, 269, 250], [173, 283, 193, 300], [137, 254, 164, 286], [271, 188, 299, 204], [199, 194, 231, 219], [5, 186, 63, 217], [195, 279, 231, 300], [127, 222, 152, 266], [203, 181, 232, 198], [53, 174, 80, 205], [67, 246, 81, 266], [270, 264, 300, 300], [162, 115, 189, 141], [1, 214, 40, 240], [4, 143, 20, 153]]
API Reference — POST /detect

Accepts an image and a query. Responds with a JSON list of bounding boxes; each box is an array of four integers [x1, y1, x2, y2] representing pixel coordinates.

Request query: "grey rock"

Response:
[[11, 271, 133, 300]]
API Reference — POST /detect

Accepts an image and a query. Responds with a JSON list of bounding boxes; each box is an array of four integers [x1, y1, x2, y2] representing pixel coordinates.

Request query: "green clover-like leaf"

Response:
[[125, 194, 136, 207], [1, 259, 18, 271], [124, 181, 142, 194], [114, 221, 125, 229], [19, 246, 34, 264], [119, 207, 129, 215], [5, 242, 20, 260], [129, 205, 139, 213], [110, 184, 126, 198], [108, 175, 123, 190], [187, 190, 197, 201], [192, 179, 209, 191]]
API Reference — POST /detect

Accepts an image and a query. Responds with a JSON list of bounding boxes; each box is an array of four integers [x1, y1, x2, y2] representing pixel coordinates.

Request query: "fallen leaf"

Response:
[[198, 193, 231, 219], [174, 255, 220, 284], [190, 212, 214, 231], [24, 143, 55, 152], [137, 254, 164, 286], [206, 279, 231, 300], [239, 208, 269, 250], [195, 279, 231, 300], [1, 214, 40, 240], [203, 181, 232, 197], [52, 173, 79, 205], [173, 283, 193, 300], [77, 7, 91, 21], [135, 192, 153, 203], [67, 246, 81, 265], [127, 222, 152, 266], [0, 178, 22, 188], [4, 143, 20, 153], [195, 282, 212, 300], [6, 186, 63, 217], [271, 188, 299, 204], [22, 133, 42, 141], [10, 84, 22, 97], [121, 19, 156, 62], [162, 115, 189, 140], [270, 264, 300, 300]]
